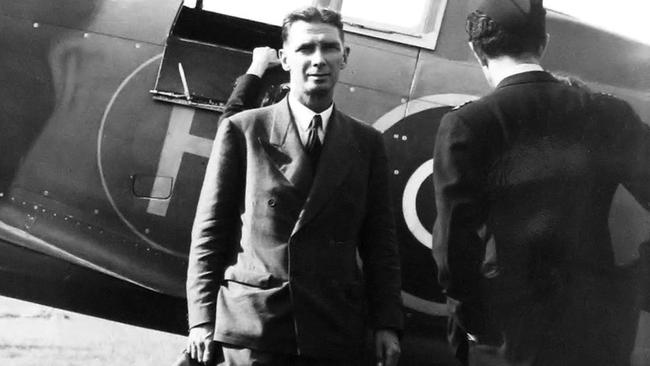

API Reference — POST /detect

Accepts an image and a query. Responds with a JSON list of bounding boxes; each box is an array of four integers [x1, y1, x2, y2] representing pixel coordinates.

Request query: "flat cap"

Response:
[[476, 0, 545, 32]]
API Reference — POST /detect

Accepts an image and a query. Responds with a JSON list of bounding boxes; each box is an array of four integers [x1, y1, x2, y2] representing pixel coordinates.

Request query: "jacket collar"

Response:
[[268, 97, 294, 147], [497, 70, 558, 89], [265, 97, 313, 192]]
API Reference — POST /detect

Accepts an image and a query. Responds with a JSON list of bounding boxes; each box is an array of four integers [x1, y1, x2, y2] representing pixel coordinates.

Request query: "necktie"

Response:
[[305, 114, 322, 170]]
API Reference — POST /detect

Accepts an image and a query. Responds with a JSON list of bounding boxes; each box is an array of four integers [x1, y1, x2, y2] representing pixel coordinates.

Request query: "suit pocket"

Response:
[[223, 266, 278, 289], [215, 272, 291, 341]]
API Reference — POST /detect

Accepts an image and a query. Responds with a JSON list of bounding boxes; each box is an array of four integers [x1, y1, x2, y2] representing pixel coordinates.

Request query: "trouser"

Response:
[[219, 343, 362, 366]]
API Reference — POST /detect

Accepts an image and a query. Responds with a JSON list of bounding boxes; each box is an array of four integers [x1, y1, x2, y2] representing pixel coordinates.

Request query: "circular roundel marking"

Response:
[[402, 159, 433, 249], [97, 54, 215, 259], [374, 94, 478, 316], [97, 54, 178, 256], [375, 94, 478, 249]]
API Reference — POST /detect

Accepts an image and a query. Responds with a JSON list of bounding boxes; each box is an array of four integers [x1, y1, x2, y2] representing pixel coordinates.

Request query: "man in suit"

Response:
[[432, 0, 650, 365], [186, 7, 402, 366]]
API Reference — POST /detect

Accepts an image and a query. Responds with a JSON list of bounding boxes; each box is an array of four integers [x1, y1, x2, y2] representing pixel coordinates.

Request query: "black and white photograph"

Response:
[[0, 0, 649, 365]]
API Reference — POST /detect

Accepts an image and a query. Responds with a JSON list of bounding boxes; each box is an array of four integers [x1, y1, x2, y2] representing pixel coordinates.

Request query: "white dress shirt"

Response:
[[492, 63, 544, 87], [288, 95, 333, 147]]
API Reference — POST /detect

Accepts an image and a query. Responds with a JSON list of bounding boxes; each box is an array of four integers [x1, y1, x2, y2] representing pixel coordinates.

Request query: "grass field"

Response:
[[0, 296, 186, 366]]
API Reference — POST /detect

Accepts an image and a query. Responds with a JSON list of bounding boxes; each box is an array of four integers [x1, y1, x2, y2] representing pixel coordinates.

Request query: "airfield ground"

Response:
[[0, 296, 186, 366], [2, 295, 649, 366]]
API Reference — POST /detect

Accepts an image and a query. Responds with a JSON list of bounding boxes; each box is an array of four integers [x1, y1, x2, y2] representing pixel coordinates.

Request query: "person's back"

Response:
[[431, 1, 650, 365], [479, 75, 622, 279], [453, 73, 647, 365]]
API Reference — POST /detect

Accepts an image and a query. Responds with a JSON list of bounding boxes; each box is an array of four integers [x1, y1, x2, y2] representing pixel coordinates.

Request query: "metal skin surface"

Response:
[[0, 0, 649, 362]]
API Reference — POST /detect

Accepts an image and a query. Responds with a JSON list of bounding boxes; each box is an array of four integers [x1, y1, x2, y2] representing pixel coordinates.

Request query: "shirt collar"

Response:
[[288, 94, 333, 133], [492, 63, 544, 88]]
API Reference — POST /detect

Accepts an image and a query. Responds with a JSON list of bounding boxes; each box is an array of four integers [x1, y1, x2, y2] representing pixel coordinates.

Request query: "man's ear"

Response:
[[341, 46, 350, 69], [279, 48, 290, 71], [468, 42, 488, 67], [539, 33, 550, 59]]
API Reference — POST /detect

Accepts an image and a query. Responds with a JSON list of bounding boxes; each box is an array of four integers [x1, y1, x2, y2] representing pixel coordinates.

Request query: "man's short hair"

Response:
[[281, 6, 344, 44], [466, 8, 546, 61]]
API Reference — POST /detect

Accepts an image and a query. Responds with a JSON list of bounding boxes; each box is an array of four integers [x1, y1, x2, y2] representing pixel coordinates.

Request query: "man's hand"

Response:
[[187, 324, 216, 365], [375, 329, 401, 366], [246, 46, 280, 77]]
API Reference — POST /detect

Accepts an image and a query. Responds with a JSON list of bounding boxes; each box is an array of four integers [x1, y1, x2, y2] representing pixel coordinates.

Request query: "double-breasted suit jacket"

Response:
[[433, 71, 650, 365], [187, 96, 403, 358]]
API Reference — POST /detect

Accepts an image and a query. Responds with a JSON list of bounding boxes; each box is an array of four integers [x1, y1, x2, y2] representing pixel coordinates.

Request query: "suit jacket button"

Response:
[[267, 198, 276, 207]]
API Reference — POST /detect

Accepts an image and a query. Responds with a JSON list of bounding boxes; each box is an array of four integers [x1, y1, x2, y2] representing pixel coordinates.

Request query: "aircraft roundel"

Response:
[[375, 94, 477, 315]]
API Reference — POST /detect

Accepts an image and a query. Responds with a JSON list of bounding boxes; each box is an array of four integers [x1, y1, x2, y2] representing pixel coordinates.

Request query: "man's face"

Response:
[[280, 21, 349, 102]]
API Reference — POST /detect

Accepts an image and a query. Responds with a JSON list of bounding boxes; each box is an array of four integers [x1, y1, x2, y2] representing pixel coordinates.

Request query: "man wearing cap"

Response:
[[186, 6, 402, 366], [432, 0, 650, 365]]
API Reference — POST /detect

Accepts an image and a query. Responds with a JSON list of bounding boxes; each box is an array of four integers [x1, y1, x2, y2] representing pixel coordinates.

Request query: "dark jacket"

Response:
[[433, 71, 650, 365], [219, 74, 266, 122], [187, 94, 403, 358]]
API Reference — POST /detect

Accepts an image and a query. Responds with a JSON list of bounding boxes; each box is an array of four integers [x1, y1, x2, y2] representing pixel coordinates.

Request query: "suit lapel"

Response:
[[261, 98, 313, 193], [293, 109, 356, 235]]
